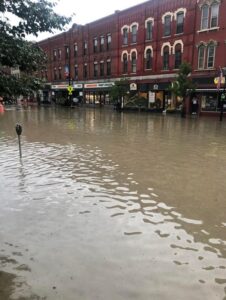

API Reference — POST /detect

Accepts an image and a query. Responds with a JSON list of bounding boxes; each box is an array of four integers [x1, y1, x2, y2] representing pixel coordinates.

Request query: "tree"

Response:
[[109, 79, 129, 110], [0, 0, 71, 97], [170, 62, 195, 117]]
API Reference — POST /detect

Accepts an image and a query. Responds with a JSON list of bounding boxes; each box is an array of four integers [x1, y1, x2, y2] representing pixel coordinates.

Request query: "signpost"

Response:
[[15, 124, 22, 158]]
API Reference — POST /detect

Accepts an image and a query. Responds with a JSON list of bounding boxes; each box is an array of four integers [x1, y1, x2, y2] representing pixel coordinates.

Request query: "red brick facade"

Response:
[[38, 0, 226, 114]]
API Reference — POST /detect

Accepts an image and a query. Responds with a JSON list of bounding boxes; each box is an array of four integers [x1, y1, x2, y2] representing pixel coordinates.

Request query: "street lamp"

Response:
[[220, 68, 226, 122], [64, 44, 73, 106]]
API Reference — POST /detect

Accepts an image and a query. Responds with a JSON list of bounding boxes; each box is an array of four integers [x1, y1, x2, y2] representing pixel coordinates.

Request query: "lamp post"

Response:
[[65, 44, 73, 106], [219, 68, 226, 122]]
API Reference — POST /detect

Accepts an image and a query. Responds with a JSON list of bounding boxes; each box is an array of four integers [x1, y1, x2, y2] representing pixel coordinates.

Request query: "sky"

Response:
[[34, 0, 146, 41]]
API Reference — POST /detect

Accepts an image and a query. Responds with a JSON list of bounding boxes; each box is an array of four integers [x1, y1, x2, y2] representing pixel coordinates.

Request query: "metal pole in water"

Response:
[[15, 124, 22, 158]]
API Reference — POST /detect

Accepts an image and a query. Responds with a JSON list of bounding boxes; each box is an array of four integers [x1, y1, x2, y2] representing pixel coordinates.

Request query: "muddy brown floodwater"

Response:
[[0, 106, 226, 300]]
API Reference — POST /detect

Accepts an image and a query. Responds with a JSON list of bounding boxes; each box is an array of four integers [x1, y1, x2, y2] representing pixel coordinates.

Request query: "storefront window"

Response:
[[201, 93, 219, 111]]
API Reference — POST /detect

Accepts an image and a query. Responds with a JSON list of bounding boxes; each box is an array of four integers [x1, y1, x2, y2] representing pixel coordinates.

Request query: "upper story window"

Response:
[[145, 48, 152, 70], [122, 53, 128, 74], [163, 46, 170, 70], [197, 40, 217, 70], [198, 44, 206, 69], [65, 46, 69, 59], [83, 41, 88, 56], [207, 42, 216, 68], [210, 2, 219, 27], [107, 34, 111, 50], [131, 51, 137, 73], [83, 64, 87, 79], [74, 44, 78, 57], [122, 27, 128, 45], [100, 36, 105, 52], [93, 38, 98, 53], [58, 49, 61, 60], [74, 65, 78, 80], [176, 12, 184, 34], [54, 68, 57, 80], [107, 60, 111, 76], [53, 49, 57, 61], [58, 67, 62, 80], [164, 15, 171, 36], [174, 44, 182, 69], [131, 25, 138, 43], [146, 20, 153, 40], [100, 62, 104, 76], [201, 5, 209, 29], [93, 62, 98, 77], [200, 2, 219, 30]]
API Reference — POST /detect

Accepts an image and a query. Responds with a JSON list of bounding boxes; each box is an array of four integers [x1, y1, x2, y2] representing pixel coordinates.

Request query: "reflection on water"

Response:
[[0, 107, 226, 300]]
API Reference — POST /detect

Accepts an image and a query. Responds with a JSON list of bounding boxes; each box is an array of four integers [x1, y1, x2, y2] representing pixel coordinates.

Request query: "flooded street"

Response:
[[0, 106, 226, 300]]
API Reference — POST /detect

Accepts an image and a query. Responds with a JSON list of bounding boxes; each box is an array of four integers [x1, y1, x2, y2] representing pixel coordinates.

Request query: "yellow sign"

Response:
[[214, 77, 225, 85], [67, 85, 74, 95]]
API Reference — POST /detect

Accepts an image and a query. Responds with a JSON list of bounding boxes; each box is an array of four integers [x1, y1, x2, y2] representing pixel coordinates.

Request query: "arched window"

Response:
[[198, 45, 205, 69], [123, 28, 128, 45], [176, 12, 184, 34], [131, 51, 137, 73], [123, 53, 128, 73], [201, 5, 209, 30], [207, 43, 216, 68], [145, 49, 152, 70], [210, 2, 219, 27], [163, 46, 169, 70], [164, 15, 171, 36], [146, 21, 153, 40], [174, 44, 182, 69], [131, 25, 138, 43]]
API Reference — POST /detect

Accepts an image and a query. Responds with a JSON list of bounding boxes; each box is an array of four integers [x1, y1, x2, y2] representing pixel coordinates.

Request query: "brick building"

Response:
[[38, 0, 226, 115]]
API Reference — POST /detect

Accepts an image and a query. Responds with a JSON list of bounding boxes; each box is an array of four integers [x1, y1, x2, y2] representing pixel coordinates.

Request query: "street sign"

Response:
[[67, 85, 74, 95]]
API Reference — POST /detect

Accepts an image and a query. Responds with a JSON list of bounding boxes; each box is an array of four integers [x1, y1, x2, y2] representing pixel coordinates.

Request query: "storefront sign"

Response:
[[73, 84, 83, 89], [84, 82, 114, 89], [214, 77, 225, 85], [149, 91, 155, 103], [130, 83, 137, 91], [153, 84, 159, 90], [51, 84, 69, 89]]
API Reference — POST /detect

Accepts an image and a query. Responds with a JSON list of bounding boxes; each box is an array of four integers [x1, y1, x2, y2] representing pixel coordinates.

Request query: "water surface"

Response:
[[0, 107, 226, 299]]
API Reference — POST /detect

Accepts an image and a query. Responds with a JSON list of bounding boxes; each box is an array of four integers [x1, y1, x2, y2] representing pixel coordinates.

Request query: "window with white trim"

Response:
[[198, 45, 205, 69], [100, 62, 104, 76], [207, 43, 216, 68], [176, 12, 184, 34], [123, 53, 128, 73], [93, 62, 98, 77], [174, 44, 182, 69], [210, 3, 219, 27], [123, 28, 128, 45], [146, 21, 153, 40], [131, 25, 138, 43], [100, 36, 105, 52], [164, 15, 171, 36], [145, 49, 152, 70], [201, 5, 209, 29], [131, 52, 137, 73], [163, 46, 169, 70], [107, 60, 111, 76]]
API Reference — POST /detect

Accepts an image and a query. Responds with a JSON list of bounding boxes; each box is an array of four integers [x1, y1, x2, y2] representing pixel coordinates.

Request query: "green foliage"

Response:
[[170, 62, 195, 101], [0, 0, 71, 97], [109, 79, 130, 103]]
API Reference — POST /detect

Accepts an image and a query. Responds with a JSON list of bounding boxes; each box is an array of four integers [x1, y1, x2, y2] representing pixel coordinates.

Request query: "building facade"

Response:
[[38, 0, 226, 115]]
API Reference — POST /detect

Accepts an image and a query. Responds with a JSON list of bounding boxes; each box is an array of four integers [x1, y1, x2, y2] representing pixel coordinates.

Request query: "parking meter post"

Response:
[[15, 124, 22, 158]]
